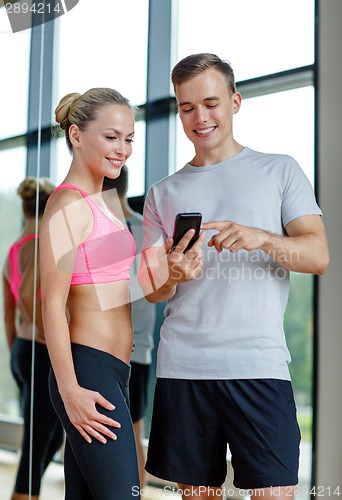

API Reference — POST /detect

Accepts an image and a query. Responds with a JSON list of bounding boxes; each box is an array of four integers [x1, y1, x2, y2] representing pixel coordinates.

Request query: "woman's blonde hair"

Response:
[[17, 177, 55, 217], [55, 88, 135, 153]]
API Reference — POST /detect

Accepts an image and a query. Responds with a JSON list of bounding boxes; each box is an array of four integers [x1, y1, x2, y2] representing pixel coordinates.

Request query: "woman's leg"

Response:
[[32, 343, 64, 476], [49, 344, 140, 500], [11, 340, 64, 496], [10, 339, 38, 496], [63, 438, 93, 500]]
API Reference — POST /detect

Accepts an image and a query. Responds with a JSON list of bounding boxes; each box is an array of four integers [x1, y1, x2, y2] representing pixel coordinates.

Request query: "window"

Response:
[[54, 0, 149, 106], [0, 147, 27, 416], [0, 11, 30, 140], [234, 87, 315, 183], [50, 0, 149, 195], [234, 88, 315, 490], [177, 0, 314, 81]]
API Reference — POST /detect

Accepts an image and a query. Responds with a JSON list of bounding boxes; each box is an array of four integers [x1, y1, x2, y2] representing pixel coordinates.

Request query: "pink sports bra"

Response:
[[9, 234, 38, 303], [50, 184, 136, 285]]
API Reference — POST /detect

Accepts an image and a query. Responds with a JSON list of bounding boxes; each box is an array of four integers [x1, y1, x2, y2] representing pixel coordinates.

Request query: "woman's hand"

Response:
[[63, 386, 121, 444], [139, 229, 205, 303], [166, 229, 205, 284]]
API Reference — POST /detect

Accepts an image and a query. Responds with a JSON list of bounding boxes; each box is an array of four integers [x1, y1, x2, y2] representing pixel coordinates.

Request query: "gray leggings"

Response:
[[49, 343, 140, 499]]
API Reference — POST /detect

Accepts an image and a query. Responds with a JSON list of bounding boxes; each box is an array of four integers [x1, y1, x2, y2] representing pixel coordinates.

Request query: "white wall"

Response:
[[316, 0, 342, 488]]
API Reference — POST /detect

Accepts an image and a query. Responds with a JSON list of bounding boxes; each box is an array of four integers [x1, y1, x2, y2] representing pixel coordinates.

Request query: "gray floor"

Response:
[[0, 448, 181, 499], [0, 448, 65, 499], [0, 442, 312, 499]]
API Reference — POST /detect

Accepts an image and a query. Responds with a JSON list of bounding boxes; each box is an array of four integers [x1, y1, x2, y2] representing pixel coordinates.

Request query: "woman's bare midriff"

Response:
[[16, 300, 46, 345], [67, 280, 134, 365], [16, 329, 46, 345]]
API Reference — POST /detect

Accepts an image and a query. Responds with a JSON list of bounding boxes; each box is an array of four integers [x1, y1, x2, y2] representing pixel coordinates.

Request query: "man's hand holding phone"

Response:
[[171, 213, 202, 252], [167, 212, 205, 284], [139, 213, 205, 302]]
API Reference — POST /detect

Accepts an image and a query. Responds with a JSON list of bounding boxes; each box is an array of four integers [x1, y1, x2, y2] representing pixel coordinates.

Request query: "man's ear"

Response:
[[232, 92, 242, 115], [69, 124, 81, 149]]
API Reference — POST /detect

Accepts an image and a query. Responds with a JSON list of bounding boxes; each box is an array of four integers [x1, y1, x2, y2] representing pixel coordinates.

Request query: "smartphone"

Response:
[[172, 212, 202, 252]]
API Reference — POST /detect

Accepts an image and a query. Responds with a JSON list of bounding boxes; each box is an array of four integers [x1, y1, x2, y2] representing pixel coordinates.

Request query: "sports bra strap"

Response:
[[52, 183, 89, 198], [9, 234, 38, 303]]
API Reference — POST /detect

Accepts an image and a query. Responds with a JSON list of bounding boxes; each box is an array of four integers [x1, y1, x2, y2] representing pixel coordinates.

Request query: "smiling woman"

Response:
[[39, 88, 140, 499]]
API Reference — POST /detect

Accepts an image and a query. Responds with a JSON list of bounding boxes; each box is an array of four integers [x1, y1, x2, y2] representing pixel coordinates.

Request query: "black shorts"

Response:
[[129, 362, 150, 423], [146, 378, 300, 490]]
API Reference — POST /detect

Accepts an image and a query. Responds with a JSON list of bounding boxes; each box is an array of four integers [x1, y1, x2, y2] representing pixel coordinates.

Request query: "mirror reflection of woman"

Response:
[[2, 177, 64, 500], [39, 88, 140, 499]]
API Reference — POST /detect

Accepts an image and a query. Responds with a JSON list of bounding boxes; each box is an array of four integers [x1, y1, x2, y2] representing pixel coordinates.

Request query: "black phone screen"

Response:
[[172, 212, 202, 252]]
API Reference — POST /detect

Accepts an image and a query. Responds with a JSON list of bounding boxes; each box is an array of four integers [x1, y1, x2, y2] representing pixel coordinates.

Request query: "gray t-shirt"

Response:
[[142, 147, 322, 380]]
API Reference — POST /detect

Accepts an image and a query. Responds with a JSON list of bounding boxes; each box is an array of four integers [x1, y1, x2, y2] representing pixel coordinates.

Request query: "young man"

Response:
[[139, 53, 329, 500]]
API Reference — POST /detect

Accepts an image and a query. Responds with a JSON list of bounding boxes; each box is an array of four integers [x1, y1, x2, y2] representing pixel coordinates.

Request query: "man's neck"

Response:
[[190, 141, 244, 167]]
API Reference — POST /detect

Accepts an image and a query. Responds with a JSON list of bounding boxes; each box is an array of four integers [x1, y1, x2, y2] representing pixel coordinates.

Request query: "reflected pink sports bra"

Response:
[[9, 235, 37, 302], [50, 184, 136, 285]]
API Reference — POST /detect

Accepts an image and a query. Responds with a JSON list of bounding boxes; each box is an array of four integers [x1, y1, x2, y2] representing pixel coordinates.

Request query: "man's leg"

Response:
[[133, 418, 147, 489], [218, 379, 300, 495], [128, 362, 150, 488], [145, 380, 227, 491]]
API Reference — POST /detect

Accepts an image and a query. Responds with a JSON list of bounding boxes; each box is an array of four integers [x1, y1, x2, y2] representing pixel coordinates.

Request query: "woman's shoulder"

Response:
[[41, 185, 94, 250], [45, 184, 91, 220]]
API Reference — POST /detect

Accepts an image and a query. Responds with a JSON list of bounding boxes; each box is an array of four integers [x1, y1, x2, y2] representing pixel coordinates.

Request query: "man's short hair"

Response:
[[171, 53, 236, 95]]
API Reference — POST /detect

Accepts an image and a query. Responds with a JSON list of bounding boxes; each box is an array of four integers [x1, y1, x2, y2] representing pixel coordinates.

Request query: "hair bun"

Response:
[[55, 92, 81, 130], [17, 177, 55, 200], [17, 177, 37, 200]]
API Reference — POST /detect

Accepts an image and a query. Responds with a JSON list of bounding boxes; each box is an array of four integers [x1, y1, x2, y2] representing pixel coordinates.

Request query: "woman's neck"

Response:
[[23, 216, 40, 235]]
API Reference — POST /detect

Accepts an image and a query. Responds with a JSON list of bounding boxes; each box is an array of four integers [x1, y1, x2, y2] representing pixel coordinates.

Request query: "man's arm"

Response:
[[261, 215, 329, 274], [201, 214, 329, 275], [138, 230, 205, 303]]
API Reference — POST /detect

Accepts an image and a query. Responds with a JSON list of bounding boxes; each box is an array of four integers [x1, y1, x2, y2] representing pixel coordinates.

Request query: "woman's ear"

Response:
[[69, 124, 81, 149]]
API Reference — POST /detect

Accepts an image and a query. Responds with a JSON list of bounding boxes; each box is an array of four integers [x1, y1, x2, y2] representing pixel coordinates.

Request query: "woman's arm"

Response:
[[2, 265, 17, 350]]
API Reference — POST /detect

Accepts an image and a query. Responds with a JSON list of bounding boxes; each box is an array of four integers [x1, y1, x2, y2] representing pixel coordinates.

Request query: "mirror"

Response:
[[0, 3, 150, 498]]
